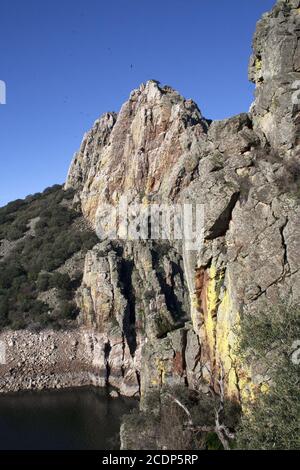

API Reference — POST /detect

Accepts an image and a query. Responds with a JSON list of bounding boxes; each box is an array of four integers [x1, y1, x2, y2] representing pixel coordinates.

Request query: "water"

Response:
[[0, 387, 138, 450]]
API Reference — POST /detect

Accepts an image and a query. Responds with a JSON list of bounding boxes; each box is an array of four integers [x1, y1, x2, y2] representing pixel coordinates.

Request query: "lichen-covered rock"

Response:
[[249, 0, 300, 153], [64, 0, 300, 407], [65, 80, 209, 225], [1, 0, 298, 433], [74, 238, 190, 397]]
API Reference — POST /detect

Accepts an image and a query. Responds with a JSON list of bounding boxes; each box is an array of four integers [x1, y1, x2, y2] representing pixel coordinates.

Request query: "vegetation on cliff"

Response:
[[122, 303, 300, 450], [121, 386, 240, 450], [236, 304, 300, 450], [0, 185, 98, 330]]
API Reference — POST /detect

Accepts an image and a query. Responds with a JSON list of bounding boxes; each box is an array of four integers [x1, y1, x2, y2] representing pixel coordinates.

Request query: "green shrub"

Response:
[[6, 225, 24, 241], [36, 273, 51, 291], [123, 386, 239, 450], [57, 288, 73, 301], [236, 304, 300, 450], [48, 272, 71, 290], [58, 301, 79, 320], [0, 296, 9, 326]]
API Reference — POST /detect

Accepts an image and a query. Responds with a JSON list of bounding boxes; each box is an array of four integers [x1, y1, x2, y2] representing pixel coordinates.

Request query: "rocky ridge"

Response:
[[64, 0, 300, 406], [0, 0, 299, 447]]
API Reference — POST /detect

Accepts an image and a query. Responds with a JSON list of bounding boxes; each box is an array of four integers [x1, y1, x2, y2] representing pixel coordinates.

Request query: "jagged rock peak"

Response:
[[66, 111, 118, 191], [128, 79, 203, 116], [65, 80, 209, 224]]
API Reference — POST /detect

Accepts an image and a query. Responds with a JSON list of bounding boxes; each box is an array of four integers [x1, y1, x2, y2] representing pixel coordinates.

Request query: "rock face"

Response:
[[249, 0, 300, 153], [65, 80, 208, 224], [66, 0, 300, 407], [0, 0, 298, 437], [75, 239, 191, 397]]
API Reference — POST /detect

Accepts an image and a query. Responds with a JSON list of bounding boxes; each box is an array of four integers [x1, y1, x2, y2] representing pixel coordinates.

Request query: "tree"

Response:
[[36, 273, 50, 291], [164, 368, 235, 451], [58, 301, 78, 320], [0, 296, 9, 326], [48, 272, 71, 290]]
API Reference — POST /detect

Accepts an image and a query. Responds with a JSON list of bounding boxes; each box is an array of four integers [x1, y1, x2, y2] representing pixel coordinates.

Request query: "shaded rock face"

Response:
[[75, 240, 190, 397], [64, 0, 300, 405]]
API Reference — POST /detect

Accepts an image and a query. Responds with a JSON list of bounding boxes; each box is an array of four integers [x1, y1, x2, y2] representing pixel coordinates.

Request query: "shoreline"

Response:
[[0, 328, 140, 397]]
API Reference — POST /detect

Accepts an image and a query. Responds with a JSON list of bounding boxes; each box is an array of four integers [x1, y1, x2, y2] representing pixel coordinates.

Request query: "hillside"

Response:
[[0, 185, 98, 330]]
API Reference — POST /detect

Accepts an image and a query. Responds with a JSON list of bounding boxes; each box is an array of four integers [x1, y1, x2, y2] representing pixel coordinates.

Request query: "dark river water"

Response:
[[0, 387, 138, 450]]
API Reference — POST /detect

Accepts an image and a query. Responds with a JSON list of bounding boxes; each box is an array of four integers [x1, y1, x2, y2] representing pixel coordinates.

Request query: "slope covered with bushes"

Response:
[[0, 185, 98, 330]]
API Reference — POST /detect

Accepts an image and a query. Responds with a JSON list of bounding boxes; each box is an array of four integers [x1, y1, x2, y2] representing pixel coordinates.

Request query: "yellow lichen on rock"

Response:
[[205, 310, 216, 364], [204, 265, 224, 365], [213, 276, 257, 403], [214, 274, 241, 399], [206, 265, 219, 314], [255, 58, 262, 72], [190, 264, 247, 400], [199, 267, 255, 402], [155, 358, 166, 385], [260, 382, 270, 394]]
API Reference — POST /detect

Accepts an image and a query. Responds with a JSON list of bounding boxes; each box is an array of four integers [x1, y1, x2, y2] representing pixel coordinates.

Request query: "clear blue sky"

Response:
[[0, 0, 275, 207]]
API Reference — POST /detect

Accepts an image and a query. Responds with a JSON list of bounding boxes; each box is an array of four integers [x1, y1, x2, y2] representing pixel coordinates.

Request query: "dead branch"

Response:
[[166, 393, 193, 427], [166, 362, 235, 450], [212, 363, 235, 450]]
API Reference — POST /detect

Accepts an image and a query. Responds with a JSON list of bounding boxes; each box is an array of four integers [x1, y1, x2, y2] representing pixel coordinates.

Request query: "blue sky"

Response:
[[0, 0, 275, 207]]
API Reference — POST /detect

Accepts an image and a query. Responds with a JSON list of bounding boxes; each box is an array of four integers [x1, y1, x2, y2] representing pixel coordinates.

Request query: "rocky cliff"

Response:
[[64, 0, 300, 407], [0, 0, 299, 450]]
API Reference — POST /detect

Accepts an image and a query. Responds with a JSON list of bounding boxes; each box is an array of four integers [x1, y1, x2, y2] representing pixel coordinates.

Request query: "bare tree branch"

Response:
[[166, 361, 235, 450], [166, 393, 193, 427]]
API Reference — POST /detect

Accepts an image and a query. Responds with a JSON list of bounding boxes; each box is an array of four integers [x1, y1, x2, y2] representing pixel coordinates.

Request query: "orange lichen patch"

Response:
[[195, 267, 204, 296], [194, 266, 225, 374], [190, 267, 206, 336], [173, 351, 184, 376], [146, 176, 156, 193], [194, 267, 208, 313]]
